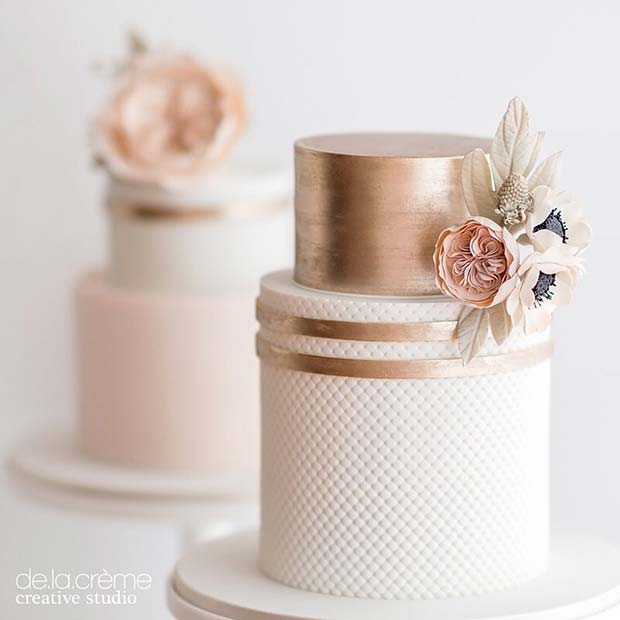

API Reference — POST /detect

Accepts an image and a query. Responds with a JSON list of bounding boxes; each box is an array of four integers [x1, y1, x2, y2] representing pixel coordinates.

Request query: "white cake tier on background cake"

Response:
[[75, 164, 293, 473], [257, 271, 551, 599], [106, 164, 292, 294]]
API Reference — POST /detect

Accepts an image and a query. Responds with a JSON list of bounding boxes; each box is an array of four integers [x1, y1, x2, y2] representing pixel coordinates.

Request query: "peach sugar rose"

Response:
[[433, 217, 520, 308], [94, 52, 245, 187]]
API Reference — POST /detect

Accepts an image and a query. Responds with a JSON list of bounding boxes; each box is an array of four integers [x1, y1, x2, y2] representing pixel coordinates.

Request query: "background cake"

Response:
[[256, 108, 590, 600], [75, 39, 292, 474]]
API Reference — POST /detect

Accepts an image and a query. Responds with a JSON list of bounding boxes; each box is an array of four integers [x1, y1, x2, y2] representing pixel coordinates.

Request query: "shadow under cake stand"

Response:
[[168, 530, 620, 620], [7, 431, 258, 545]]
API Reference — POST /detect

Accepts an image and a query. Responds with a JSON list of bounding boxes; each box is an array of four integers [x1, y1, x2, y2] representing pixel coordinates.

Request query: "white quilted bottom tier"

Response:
[[258, 272, 551, 600]]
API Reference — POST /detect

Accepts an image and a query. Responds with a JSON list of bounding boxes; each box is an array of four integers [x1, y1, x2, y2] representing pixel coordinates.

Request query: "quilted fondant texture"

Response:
[[261, 271, 462, 322], [259, 364, 550, 599], [259, 326, 550, 360]]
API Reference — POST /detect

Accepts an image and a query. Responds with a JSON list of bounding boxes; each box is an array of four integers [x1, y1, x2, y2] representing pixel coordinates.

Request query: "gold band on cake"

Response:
[[294, 133, 491, 297], [108, 197, 288, 222], [256, 301, 457, 342], [256, 336, 553, 379]]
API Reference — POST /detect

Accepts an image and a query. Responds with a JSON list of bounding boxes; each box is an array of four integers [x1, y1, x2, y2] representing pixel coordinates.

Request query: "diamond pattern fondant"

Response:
[[259, 364, 550, 599], [260, 271, 462, 323], [259, 327, 550, 360]]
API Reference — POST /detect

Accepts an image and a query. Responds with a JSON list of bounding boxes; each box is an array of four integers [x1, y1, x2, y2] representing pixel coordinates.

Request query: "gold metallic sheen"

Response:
[[108, 197, 288, 222], [294, 133, 491, 296], [256, 336, 553, 379], [256, 301, 457, 342]]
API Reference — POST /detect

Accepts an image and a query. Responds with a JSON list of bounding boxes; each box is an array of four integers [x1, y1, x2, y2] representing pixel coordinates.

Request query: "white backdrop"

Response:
[[1, 1, 619, 618]]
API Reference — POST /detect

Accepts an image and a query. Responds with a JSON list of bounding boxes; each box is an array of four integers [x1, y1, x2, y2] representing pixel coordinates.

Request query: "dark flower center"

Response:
[[532, 208, 568, 243], [532, 271, 557, 306]]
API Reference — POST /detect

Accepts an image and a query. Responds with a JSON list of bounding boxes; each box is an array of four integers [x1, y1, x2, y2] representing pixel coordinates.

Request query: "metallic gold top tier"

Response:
[[294, 133, 491, 296]]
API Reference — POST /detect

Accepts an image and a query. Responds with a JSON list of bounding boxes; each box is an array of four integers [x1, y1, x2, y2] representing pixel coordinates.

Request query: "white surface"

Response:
[[10, 461, 257, 528], [168, 530, 620, 620], [9, 432, 257, 501], [2, 1, 620, 619]]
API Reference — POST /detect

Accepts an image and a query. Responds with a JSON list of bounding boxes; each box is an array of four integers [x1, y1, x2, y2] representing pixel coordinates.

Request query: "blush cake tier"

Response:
[[76, 166, 291, 473], [257, 134, 552, 599], [76, 272, 260, 473]]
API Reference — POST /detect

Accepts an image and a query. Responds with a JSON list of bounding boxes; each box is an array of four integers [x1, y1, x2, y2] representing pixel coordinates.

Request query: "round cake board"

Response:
[[168, 530, 620, 620], [7, 431, 258, 531]]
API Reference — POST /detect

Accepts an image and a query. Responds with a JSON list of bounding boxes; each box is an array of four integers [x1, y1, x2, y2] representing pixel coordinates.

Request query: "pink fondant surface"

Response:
[[75, 271, 259, 474]]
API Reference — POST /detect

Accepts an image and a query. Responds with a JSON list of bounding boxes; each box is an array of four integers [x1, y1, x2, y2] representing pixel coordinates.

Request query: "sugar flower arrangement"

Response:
[[93, 35, 245, 188], [433, 98, 591, 363]]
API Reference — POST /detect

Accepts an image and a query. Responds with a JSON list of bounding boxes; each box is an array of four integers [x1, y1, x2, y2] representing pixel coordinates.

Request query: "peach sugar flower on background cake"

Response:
[[433, 98, 591, 363], [93, 36, 245, 187]]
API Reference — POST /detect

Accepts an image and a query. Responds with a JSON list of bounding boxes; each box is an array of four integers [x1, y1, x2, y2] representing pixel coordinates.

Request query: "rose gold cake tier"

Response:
[[294, 133, 491, 296]]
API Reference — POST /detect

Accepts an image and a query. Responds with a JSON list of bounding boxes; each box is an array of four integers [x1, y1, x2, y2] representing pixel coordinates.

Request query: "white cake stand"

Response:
[[168, 530, 620, 620], [7, 431, 258, 542]]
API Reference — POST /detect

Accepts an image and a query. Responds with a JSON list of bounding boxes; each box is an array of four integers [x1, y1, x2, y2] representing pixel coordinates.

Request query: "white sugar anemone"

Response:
[[524, 186, 592, 253], [506, 245, 584, 335]]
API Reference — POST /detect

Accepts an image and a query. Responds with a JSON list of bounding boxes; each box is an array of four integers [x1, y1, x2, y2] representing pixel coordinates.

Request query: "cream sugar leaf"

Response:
[[462, 97, 562, 228]]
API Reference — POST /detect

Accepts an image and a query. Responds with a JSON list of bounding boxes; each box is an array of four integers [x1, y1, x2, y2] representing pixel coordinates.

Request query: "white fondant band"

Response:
[[257, 335, 552, 379]]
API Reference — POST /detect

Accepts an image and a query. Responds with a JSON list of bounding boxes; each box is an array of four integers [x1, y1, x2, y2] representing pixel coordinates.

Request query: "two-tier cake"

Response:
[[256, 131, 554, 598], [169, 100, 609, 620]]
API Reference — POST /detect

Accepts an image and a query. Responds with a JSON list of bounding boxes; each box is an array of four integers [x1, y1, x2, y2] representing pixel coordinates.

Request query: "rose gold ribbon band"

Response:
[[256, 336, 553, 379], [256, 301, 457, 342], [108, 198, 288, 222]]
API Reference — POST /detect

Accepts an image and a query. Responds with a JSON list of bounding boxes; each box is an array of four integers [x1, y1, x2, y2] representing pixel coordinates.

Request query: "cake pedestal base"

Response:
[[8, 432, 257, 535], [168, 530, 620, 620]]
